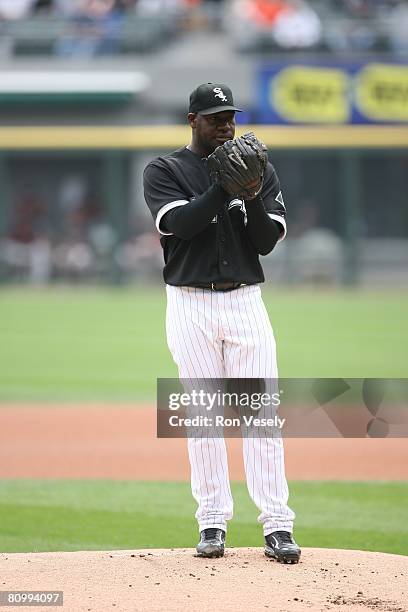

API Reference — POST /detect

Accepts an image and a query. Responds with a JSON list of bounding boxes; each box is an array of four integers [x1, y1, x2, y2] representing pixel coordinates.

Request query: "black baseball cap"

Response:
[[189, 83, 242, 115]]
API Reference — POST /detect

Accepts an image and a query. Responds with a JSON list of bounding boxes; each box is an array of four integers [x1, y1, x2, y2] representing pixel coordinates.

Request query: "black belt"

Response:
[[191, 282, 246, 292]]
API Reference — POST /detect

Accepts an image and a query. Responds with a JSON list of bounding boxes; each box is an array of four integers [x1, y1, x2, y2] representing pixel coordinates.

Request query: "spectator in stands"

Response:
[[0, 0, 36, 58], [388, 0, 408, 56], [341, 0, 372, 17], [226, 0, 322, 51], [115, 0, 137, 10], [54, 0, 84, 16], [9, 192, 45, 244], [272, 0, 322, 48], [328, 0, 397, 51], [199, 0, 226, 28], [234, 0, 288, 28], [135, 0, 191, 15], [0, 0, 35, 20], [2, 191, 52, 284], [226, 0, 289, 51], [55, 0, 124, 56], [32, 0, 54, 13]]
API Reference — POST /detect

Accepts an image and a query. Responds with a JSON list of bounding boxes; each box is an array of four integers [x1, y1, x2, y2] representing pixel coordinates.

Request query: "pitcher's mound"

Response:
[[1, 547, 407, 611]]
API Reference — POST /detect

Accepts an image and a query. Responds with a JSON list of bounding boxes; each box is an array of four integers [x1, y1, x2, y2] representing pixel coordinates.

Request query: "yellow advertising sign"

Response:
[[355, 64, 408, 122], [272, 66, 349, 124]]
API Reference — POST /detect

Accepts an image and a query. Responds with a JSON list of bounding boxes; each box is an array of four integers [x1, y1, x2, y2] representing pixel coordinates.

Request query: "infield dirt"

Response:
[[0, 405, 407, 480], [1, 547, 407, 611]]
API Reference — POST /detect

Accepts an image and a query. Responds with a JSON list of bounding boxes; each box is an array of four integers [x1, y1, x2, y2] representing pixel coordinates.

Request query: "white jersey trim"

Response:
[[275, 191, 286, 210], [156, 199, 189, 236], [268, 214, 287, 242]]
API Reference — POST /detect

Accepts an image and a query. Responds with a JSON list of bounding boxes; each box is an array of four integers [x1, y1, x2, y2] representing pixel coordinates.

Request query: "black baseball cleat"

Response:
[[264, 531, 301, 564], [196, 528, 226, 558]]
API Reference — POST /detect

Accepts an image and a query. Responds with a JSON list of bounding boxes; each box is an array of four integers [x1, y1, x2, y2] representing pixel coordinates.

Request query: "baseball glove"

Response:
[[207, 132, 268, 200]]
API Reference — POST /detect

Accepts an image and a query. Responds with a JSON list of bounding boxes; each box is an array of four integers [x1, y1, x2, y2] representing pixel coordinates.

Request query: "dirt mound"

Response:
[[1, 548, 406, 611]]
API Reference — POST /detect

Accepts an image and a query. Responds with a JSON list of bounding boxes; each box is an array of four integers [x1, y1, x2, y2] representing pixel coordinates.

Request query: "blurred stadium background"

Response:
[[0, 0, 407, 288]]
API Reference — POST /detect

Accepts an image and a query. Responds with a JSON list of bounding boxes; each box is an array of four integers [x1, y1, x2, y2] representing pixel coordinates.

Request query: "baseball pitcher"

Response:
[[143, 83, 300, 564]]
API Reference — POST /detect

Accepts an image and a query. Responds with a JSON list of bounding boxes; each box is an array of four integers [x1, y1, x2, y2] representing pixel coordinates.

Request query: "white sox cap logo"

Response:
[[213, 87, 228, 102]]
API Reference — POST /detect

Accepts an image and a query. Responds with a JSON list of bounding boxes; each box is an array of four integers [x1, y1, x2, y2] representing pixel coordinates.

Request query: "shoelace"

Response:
[[273, 531, 293, 543], [203, 528, 221, 540]]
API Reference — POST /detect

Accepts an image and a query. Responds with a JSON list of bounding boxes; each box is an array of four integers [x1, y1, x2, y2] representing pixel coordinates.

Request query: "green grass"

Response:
[[0, 480, 406, 555], [0, 287, 407, 402]]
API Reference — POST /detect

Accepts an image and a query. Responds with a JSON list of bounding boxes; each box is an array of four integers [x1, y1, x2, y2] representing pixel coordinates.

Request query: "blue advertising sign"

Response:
[[257, 62, 408, 124]]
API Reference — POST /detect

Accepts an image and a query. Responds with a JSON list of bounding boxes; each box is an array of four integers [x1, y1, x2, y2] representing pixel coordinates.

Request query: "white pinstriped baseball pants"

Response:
[[165, 284, 295, 536]]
